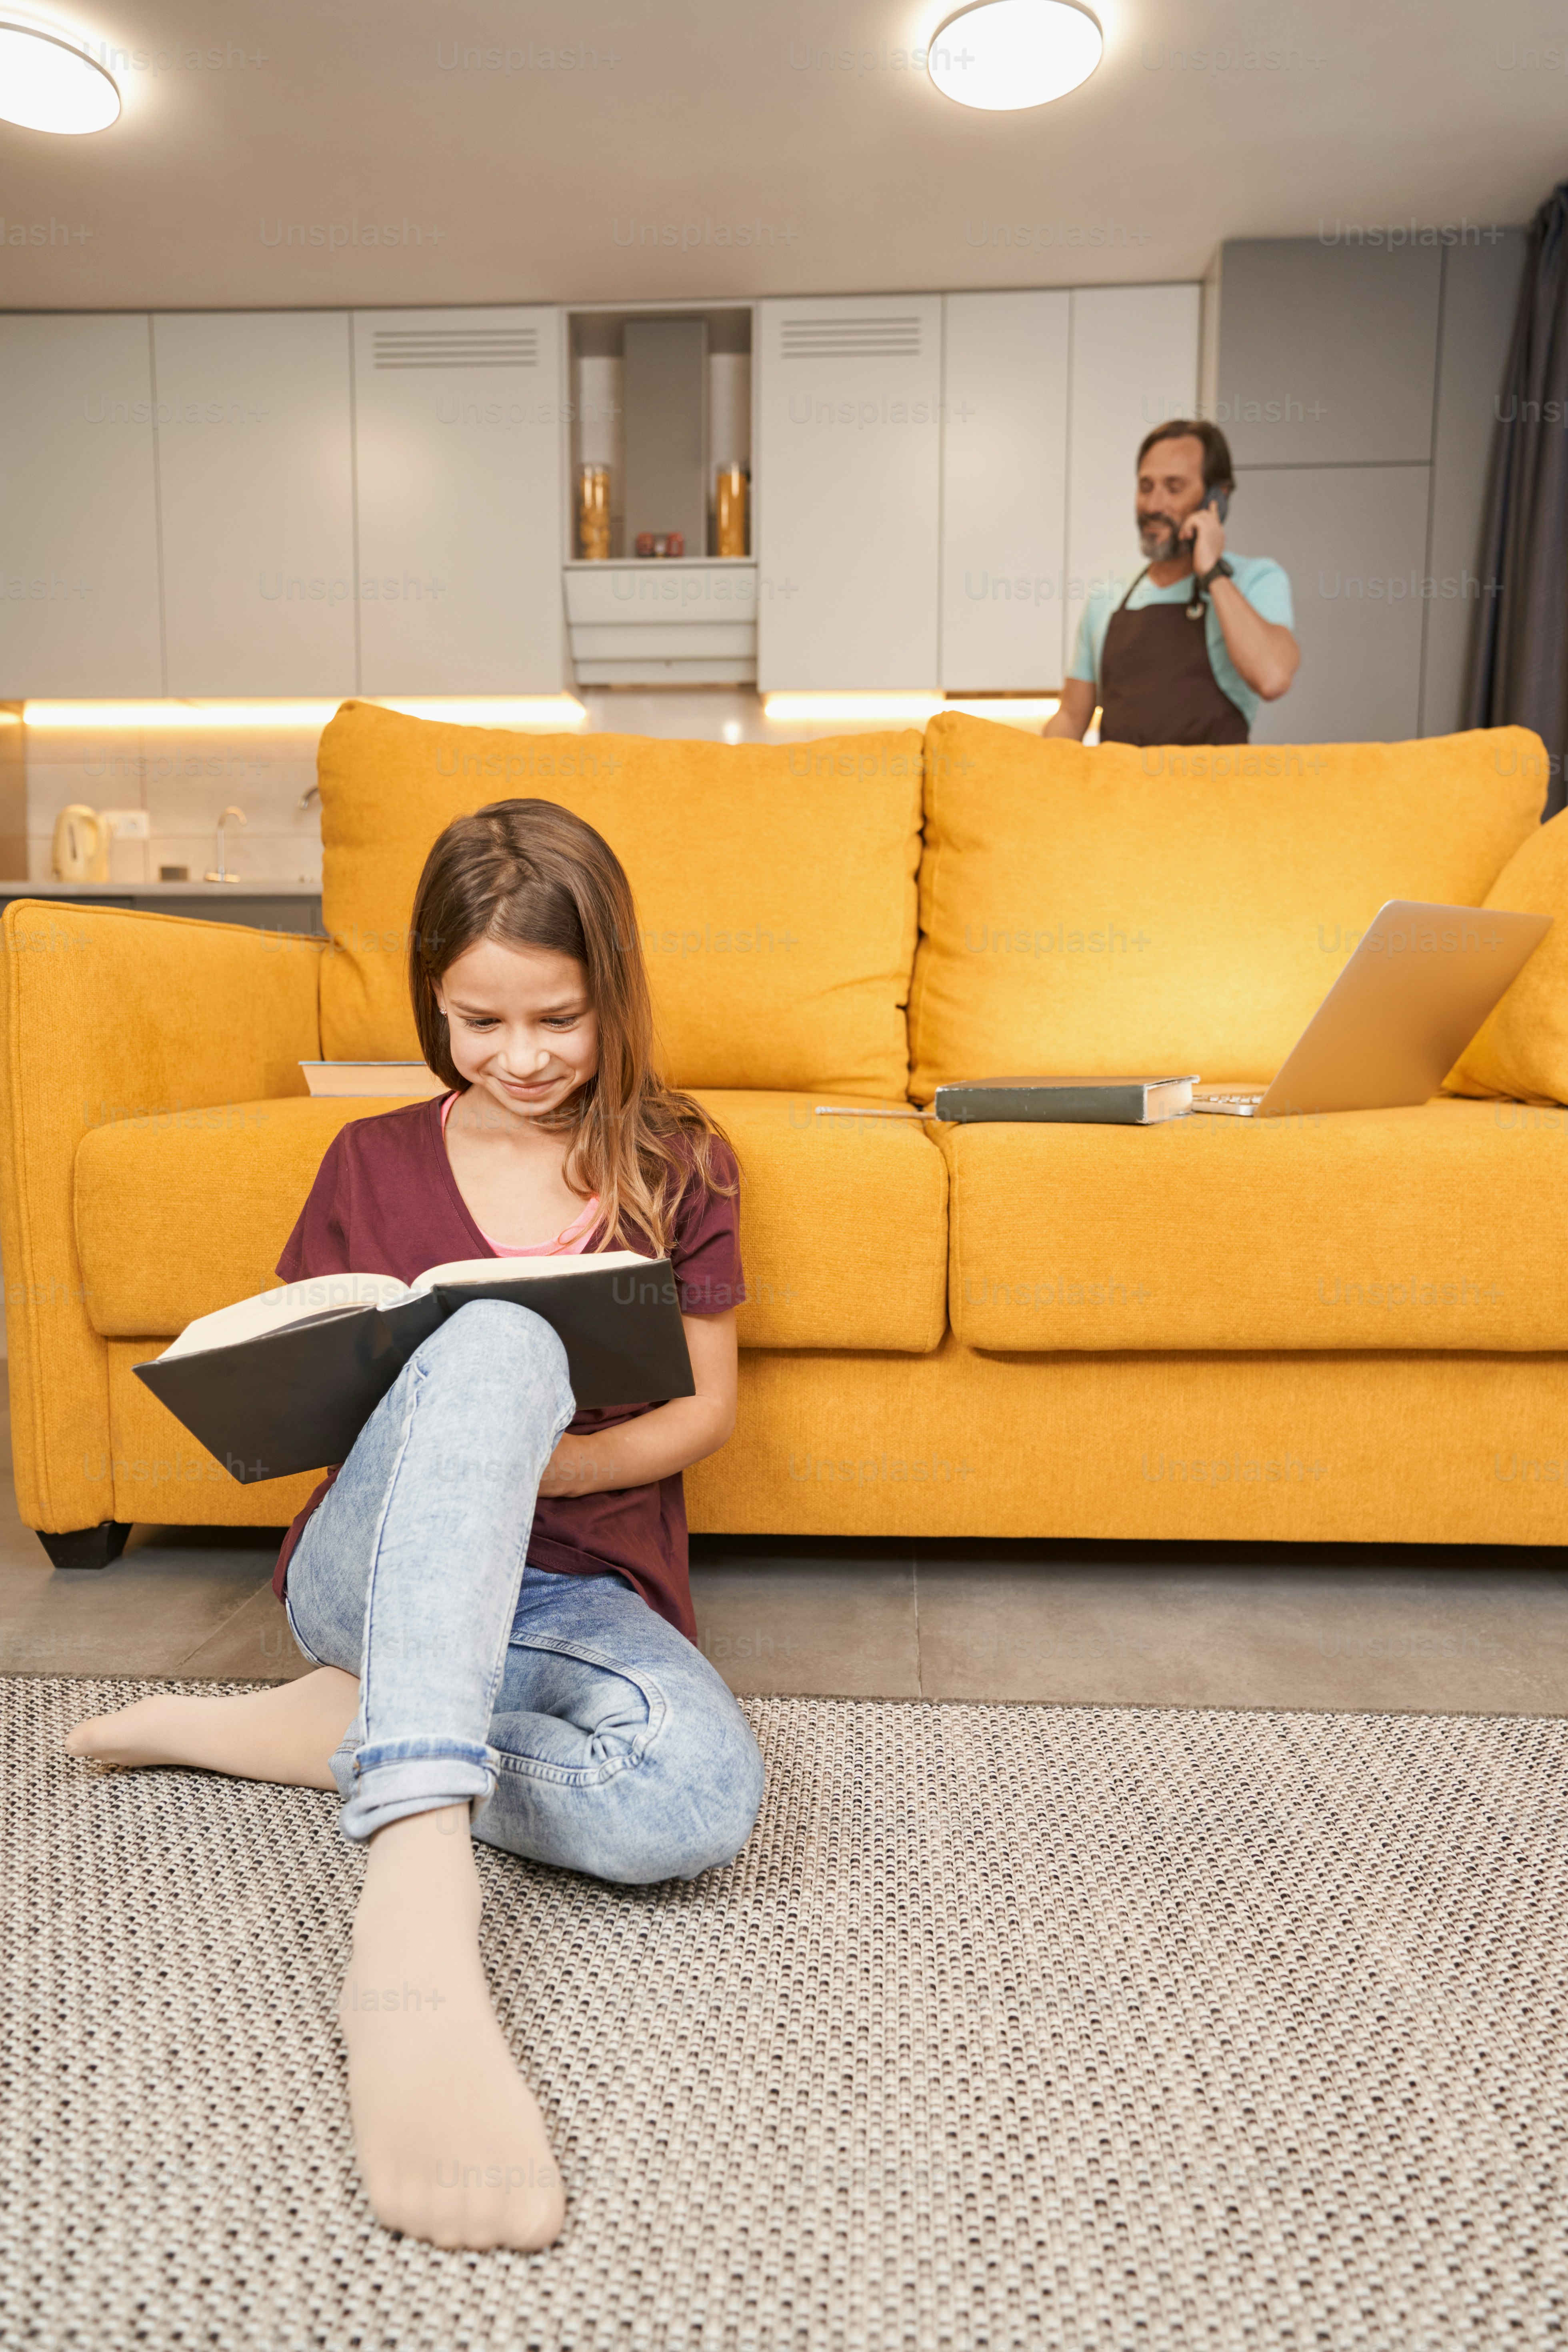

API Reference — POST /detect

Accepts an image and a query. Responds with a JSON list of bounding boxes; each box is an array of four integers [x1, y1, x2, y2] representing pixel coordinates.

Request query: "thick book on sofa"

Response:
[[933, 1076, 1197, 1125], [134, 1256, 694, 1485]]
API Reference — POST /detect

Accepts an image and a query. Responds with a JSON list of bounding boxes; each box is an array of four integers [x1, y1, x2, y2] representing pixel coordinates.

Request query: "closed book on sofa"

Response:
[[935, 1076, 1196, 1125]]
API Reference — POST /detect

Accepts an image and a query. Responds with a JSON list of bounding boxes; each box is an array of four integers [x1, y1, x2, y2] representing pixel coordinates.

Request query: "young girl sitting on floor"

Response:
[[67, 799, 765, 2254]]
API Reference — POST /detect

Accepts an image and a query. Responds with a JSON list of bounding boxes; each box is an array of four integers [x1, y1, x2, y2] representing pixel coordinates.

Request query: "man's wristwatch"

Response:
[[1196, 557, 1234, 594]]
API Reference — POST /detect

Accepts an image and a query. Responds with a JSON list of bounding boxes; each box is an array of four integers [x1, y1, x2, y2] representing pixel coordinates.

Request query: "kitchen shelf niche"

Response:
[[566, 304, 755, 686]]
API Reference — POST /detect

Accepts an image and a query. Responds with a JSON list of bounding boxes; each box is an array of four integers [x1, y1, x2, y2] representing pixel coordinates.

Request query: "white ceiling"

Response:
[[0, 0, 1561, 311]]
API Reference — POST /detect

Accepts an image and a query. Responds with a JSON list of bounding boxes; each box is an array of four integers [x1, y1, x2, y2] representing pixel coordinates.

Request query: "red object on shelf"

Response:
[[634, 532, 686, 559]]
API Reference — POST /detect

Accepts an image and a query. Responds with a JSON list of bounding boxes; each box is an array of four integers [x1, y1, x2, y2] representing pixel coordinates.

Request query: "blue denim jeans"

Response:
[[283, 1299, 764, 1882]]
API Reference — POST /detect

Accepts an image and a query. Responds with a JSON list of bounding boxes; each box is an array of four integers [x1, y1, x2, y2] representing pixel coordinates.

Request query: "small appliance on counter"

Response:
[[51, 805, 109, 883]]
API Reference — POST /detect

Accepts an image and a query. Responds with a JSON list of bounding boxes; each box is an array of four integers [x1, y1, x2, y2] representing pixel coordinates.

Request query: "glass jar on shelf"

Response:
[[715, 461, 748, 558], [578, 464, 611, 560]]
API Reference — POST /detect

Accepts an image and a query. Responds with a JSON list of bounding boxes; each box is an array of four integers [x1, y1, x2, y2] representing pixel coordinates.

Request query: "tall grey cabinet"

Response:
[[1215, 233, 1526, 744]]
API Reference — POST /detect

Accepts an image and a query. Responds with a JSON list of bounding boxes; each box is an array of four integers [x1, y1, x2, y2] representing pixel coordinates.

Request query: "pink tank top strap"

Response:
[[440, 1092, 600, 1257]]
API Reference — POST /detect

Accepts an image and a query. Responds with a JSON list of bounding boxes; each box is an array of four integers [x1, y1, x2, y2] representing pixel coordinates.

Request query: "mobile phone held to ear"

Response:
[[1183, 483, 1232, 617], [1178, 482, 1229, 553]]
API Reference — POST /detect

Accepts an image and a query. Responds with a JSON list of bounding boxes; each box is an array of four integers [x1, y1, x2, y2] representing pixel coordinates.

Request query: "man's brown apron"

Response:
[[1098, 567, 1249, 747]]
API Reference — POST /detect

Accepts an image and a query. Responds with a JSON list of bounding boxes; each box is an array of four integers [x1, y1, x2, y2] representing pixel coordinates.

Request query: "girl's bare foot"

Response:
[[342, 1805, 564, 2252], [64, 1667, 360, 1790]]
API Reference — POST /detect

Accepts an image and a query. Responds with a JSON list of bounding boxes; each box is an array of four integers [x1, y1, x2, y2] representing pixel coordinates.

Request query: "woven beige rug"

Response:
[[2, 1678, 1564, 2351]]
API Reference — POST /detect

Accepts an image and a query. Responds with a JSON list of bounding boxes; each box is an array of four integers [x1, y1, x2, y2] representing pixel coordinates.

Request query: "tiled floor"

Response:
[[2, 1371, 1566, 1713]]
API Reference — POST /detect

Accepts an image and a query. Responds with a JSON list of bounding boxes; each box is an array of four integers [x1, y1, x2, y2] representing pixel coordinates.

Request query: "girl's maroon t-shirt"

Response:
[[270, 1095, 744, 1643]]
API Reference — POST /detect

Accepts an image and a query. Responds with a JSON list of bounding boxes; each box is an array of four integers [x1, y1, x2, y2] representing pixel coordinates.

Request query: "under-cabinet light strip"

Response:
[[762, 693, 945, 724], [762, 693, 1063, 729], [20, 696, 588, 731]]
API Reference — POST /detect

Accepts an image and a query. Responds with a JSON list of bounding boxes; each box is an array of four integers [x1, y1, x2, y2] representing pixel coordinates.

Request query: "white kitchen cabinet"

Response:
[[940, 291, 1069, 693], [153, 311, 357, 696], [353, 308, 565, 694], [756, 294, 943, 689], [1062, 286, 1201, 683], [0, 314, 164, 696]]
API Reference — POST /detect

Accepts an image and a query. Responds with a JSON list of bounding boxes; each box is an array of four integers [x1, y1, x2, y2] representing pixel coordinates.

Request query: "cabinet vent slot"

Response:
[[779, 316, 922, 360], [372, 327, 538, 369]]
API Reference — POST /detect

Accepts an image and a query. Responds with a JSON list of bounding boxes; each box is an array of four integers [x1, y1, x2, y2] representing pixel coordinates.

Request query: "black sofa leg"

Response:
[[36, 1521, 132, 1571]]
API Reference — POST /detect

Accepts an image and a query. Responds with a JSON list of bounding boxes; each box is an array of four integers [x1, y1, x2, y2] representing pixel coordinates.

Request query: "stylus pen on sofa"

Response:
[[813, 1105, 938, 1118]]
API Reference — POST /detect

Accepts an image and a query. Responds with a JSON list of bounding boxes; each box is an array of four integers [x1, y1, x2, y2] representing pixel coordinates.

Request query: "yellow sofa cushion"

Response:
[[316, 701, 923, 1099], [74, 1091, 948, 1355], [940, 1096, 1567, 1351], [910, 715, 1547, 1100], [1448, 804, 1568, 1106]]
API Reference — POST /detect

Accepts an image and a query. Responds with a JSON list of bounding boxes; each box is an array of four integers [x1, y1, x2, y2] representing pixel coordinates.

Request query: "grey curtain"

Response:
[[1467, 179, 1568, 817]]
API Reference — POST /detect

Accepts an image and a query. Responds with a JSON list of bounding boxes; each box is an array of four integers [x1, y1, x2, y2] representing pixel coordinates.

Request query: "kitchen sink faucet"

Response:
[[204, 805, 247, 884]]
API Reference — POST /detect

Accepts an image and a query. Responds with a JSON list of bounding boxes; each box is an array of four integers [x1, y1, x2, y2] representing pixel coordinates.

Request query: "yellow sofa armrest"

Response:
[[0, 902, 323, 1533]]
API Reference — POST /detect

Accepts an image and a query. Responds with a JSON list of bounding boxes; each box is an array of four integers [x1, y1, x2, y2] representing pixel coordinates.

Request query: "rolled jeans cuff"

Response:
[[332, 1735, 496, 1844]]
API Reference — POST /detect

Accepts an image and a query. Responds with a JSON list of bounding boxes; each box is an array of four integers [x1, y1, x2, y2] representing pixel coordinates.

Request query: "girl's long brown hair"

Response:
[[408, 798, 734, 1255]]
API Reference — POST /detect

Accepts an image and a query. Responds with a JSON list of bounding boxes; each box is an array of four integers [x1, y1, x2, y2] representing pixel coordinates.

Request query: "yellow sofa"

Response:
[[4, 701, 1565, 1567]]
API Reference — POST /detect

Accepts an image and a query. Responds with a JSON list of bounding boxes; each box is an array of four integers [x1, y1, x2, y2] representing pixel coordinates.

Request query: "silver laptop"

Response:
[[1192, 899, 1551, 1117]]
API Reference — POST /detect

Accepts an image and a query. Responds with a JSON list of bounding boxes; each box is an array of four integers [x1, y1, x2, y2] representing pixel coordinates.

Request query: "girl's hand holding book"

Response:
[[538, 1310, 740, 1499]]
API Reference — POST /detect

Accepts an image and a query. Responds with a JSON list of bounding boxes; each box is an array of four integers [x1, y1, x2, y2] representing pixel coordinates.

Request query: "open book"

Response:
[[135, 1254, 694, 1487]]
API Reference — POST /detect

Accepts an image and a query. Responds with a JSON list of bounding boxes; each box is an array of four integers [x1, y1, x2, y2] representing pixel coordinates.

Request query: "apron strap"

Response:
[[1115, 561, 1205, 622], [1114, 565, 1151, 616]]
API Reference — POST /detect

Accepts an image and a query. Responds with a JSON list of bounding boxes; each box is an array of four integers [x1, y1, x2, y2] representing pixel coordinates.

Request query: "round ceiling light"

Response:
[[0, 20, 120, 133], [928, 0, 1103, 111]]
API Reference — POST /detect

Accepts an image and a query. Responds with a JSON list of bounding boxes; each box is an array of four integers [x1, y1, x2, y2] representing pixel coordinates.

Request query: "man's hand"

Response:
[[1180, 500, 1227, 577], [1043, 677, 1096, 739]]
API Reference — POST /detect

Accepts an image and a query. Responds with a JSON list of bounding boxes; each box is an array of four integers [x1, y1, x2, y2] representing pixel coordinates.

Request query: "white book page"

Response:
[[412, 1251, 659, 1291], [159, 1271, 412, 1362]]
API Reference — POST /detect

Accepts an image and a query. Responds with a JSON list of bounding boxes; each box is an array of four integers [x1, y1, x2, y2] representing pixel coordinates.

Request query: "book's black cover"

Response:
[[134, 1263, 694, 1485], [934, 1076, 1189, 1127]]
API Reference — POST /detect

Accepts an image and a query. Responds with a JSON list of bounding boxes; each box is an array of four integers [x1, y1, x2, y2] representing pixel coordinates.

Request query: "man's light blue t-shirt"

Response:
[[1068, 553, 1294, 729]]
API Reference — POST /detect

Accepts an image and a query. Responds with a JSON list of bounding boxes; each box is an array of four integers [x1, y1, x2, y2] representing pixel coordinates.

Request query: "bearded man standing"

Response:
[[1046, 419, 1300, 747]]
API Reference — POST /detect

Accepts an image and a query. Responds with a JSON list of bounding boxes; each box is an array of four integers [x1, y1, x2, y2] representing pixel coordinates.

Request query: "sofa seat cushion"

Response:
[[911, 713, 1548, 1100], [74, 1090, 948, 1355], [941, 1097, 1564, 1352], [316, 701, 924, 1098]]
